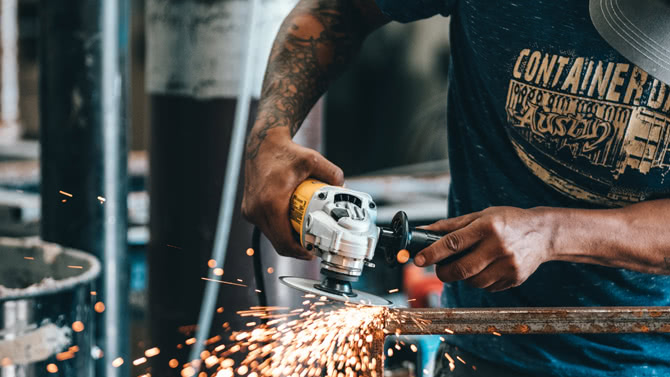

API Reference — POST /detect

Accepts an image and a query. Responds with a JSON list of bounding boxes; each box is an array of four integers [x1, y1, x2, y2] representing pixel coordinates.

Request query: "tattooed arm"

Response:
[[242, 0, 389, 259]]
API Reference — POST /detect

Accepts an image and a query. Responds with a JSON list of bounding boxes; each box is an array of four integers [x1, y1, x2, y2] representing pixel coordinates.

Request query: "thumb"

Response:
[[309, 153, 345, 186], [415, 219, 484, 266]]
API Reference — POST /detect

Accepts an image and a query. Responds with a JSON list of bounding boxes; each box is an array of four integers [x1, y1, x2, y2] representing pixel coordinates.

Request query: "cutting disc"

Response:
[[279, 276, 393, 307]]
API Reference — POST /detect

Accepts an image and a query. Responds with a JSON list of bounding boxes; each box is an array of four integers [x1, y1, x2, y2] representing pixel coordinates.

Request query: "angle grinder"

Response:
[[279, 179, 444, 306]]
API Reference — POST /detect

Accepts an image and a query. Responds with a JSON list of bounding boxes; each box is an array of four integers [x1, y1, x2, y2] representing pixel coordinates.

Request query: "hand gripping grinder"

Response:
[[279, 179, 443, 306]]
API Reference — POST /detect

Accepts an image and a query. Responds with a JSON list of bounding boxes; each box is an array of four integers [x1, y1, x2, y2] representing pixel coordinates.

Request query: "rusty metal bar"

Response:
[[368, 307, 670, 377], [385, 307, 670, 335]]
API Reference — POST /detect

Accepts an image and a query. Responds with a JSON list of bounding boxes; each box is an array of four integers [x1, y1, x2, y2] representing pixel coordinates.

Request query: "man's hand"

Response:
[[414, 207, 555, 292], [242, 132, 344, 260]]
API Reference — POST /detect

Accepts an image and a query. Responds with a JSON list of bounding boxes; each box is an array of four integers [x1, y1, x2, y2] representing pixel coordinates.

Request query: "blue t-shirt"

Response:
[[375, 1, 670, 376]]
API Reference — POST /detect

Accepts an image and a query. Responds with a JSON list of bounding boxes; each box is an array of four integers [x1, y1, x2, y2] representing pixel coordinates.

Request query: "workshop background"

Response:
[[0, 0, 450, 376]]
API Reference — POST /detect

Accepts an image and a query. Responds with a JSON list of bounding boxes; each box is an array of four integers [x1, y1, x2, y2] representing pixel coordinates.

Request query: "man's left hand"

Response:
[[414, 206, 555, 292]]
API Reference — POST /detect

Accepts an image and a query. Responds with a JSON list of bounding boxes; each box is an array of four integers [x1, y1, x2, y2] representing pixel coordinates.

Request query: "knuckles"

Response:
[[441, 233, 462, 252], [450, 262, 470, 281], [436, 262, 470, 282]]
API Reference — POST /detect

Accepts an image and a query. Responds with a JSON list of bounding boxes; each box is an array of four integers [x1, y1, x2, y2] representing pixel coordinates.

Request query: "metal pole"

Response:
[[101, 1, 130, 376], [40, 1, 129, 376]]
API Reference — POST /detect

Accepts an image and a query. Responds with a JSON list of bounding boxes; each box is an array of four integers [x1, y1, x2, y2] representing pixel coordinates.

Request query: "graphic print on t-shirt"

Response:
[[505, 48, 670, 206]]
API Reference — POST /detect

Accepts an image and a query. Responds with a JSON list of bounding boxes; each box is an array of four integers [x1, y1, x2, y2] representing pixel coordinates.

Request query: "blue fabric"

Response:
[[375, 0, 670, 376]]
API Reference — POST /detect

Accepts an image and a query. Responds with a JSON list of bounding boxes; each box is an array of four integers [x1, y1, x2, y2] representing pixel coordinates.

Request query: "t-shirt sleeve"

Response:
[[374, 0, 454, 23]]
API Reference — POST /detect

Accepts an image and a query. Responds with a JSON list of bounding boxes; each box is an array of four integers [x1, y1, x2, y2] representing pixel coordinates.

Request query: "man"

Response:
[[242, 0, 670, 375]]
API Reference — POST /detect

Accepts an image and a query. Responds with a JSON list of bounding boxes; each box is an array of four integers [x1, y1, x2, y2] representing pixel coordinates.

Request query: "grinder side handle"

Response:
[[379, 211, 465, 266], [406, 228, 463, 265]]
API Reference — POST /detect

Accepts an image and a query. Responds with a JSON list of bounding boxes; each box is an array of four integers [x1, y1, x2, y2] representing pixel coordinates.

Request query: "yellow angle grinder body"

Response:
[[280, 180, 444, 307]]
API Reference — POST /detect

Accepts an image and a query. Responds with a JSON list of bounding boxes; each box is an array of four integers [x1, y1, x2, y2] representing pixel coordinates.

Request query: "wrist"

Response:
[[528, 206, 564, 262], [537, 206, 624, 264], [250, 121, 292, 141]]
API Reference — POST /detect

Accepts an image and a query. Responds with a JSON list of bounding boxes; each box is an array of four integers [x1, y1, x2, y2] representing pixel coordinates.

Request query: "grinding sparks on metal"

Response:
[[171, 302, 430, 377]]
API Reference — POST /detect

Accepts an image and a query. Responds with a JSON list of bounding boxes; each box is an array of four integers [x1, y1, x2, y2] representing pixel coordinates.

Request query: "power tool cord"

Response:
[[252, 226, 268, 310]]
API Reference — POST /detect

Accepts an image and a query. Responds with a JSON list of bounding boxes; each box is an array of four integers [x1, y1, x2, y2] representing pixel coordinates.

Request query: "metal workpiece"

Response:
[[361, 307, 670, 377], [383, 307, 670, 335]]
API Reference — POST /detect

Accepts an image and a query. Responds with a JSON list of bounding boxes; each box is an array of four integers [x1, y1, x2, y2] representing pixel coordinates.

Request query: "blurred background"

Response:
[[0, 0, 450, 376]]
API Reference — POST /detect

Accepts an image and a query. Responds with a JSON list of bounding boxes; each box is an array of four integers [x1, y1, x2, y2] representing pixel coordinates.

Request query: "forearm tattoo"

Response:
[[245, 0, 368, 160]]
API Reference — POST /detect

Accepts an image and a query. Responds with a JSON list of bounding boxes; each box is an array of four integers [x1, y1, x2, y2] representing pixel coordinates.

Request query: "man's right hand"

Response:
[[242, 131, 344, 260]]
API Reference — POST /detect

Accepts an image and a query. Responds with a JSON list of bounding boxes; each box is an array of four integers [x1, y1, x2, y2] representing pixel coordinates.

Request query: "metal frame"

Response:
[[371, 306, 670, 377]]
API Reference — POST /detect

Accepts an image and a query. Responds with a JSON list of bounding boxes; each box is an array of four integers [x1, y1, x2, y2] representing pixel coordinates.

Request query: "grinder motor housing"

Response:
[[289, 180, 379, 284]]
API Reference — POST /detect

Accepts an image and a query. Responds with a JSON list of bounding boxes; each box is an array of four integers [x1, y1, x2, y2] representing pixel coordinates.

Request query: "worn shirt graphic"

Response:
[[375, 0, 670, 376], [506, 49, 670, 205]]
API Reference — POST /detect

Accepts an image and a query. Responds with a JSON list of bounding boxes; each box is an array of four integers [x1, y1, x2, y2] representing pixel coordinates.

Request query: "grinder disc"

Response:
[[279, 276, 393, 307]]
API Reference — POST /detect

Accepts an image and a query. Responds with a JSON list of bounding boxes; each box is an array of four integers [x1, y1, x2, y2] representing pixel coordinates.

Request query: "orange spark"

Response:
[[396, 249, 410, 264], [145, 347, 160, 358], [72, 321, 85, 332]]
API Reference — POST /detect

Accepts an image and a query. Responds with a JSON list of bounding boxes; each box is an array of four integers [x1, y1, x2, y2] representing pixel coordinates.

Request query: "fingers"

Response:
[[487, 280, 514, 292], [307, 152, 345, 186], [434, 239, 497, 282], [420, 212, 480, 233], [464, 259, 508, 289], [414, 219, 485, 266], [261, 200, 313, 260]]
